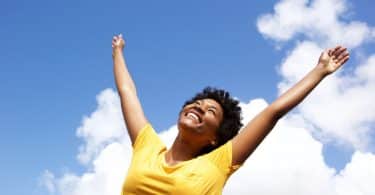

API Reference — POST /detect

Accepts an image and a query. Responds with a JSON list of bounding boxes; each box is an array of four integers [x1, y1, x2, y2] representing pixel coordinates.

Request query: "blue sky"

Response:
[[1, 0, 375, 194]]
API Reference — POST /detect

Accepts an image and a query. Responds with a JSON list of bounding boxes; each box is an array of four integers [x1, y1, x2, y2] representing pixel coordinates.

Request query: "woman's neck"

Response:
[[165, 134, 201, 166]]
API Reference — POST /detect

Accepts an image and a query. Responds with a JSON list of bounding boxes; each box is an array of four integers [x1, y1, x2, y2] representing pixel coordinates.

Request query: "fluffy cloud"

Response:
[[42, 89, 375, 195], [76, 89, 128, 164], [258, 0, 375, 150], [334, 152, 375, 195], [277, 41, 375, 149], [257, 0, 375, 48]]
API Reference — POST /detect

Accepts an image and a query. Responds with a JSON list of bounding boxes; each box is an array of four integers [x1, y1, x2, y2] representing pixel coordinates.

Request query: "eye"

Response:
[[208, 108, 216, 115]]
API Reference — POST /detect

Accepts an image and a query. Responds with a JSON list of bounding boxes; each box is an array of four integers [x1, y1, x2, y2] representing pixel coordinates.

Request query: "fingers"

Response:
[[337, 50, 349, 62], [112, 34, 123, 42], [338, 54, 350, 65], [328, 49, 333, 56], [332, 46, 346, 57], [112, 35, 119, 42], [328, 45, 348, 63], [112, 34, 125, 48], [112, 36, 118, 48]]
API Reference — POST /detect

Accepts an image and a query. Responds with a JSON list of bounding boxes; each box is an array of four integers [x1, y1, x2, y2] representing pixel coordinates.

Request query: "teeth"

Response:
[[187, 112, 200, 122]]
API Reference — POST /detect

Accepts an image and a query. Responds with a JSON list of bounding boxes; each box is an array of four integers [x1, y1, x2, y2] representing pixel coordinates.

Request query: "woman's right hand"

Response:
[[112, 34, 125, 51], [111, 33, 148, 144]]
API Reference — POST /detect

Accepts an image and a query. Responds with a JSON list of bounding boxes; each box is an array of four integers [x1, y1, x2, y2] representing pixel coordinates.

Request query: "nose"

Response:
[[193, 104, 205, 114], [194, 100, 213, 114]]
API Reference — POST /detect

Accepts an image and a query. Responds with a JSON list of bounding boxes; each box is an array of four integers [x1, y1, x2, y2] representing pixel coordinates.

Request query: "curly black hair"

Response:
[[182, 87, 243, 155]]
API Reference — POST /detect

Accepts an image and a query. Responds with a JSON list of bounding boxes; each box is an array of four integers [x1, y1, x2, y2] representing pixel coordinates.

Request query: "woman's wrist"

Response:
[[313, 64, 330, 78], [112, 48, 123, 57]]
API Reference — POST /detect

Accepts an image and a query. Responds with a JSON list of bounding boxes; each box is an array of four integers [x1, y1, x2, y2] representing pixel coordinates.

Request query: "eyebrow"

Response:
[[197, 99, 220, 111], [206, 101, 219, 111]]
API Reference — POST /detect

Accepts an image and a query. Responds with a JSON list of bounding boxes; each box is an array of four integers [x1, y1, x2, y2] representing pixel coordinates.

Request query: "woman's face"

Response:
[[178, 98, 224, 144]]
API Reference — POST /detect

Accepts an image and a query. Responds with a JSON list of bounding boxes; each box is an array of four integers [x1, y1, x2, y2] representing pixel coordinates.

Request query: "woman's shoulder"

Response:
[[132, 123, 166, 151], [200, 141, 241, 176]]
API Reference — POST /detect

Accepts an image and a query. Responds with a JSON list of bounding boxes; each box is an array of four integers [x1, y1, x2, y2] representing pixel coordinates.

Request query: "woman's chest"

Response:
[[122, 155, 225, 195]]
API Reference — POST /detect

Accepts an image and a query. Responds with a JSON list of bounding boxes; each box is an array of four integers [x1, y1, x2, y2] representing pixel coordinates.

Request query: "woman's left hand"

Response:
[[317, 46, 350, 75]]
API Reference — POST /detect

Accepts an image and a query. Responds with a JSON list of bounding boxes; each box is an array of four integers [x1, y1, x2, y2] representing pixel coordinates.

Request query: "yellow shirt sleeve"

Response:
[[132, 123, 165, 154], [202, 140, 241, 177]]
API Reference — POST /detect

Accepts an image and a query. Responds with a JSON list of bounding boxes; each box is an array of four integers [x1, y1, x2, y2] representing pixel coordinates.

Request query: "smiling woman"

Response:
[[111, 34, 349, 195], [178, 88, 242, 156]]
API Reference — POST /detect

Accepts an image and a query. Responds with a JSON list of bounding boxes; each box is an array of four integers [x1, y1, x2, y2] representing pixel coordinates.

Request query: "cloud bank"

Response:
[[259, 0, 375, 150]]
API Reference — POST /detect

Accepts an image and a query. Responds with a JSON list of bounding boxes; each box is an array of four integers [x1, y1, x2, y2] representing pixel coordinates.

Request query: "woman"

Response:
[[112, 34, 349, 195]]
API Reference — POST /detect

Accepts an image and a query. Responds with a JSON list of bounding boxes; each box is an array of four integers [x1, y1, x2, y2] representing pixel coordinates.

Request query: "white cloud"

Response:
[[276, 39, 375, 150], [356, 55, 375, 82], [43, 89, 375, 195], [40, 170, 56, 194], [334, 152, 375, 195], [76, 88, 127, 164], [63, 142, 129, 195], [258, 0, 375, 150], [225, 114, 337, 195], [257, 0, 375, 48]]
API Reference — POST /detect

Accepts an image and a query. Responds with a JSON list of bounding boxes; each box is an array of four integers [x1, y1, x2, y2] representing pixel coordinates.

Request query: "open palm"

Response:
[[318, 46, 350, 75]]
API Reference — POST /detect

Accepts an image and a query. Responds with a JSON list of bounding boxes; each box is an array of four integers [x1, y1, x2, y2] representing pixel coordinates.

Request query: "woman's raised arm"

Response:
[[112, 34, 148, 145], [232, 46, 350, 165]]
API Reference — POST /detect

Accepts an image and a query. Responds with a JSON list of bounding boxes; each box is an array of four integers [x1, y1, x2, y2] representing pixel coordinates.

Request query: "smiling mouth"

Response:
[[186, 111, 202, 123]]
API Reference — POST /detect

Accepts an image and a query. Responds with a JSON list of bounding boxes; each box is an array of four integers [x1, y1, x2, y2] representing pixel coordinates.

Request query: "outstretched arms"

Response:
[[232, 46, 350, 165], [112, 34, 148, 144]]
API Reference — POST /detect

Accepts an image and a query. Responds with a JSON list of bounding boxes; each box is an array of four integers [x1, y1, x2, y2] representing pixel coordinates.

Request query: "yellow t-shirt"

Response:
[[122, 124, 240, 195]]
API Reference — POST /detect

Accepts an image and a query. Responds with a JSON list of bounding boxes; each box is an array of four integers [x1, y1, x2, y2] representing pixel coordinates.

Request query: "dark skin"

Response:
[[165, 99, 224, 165], [112, 34, 350, 166]]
